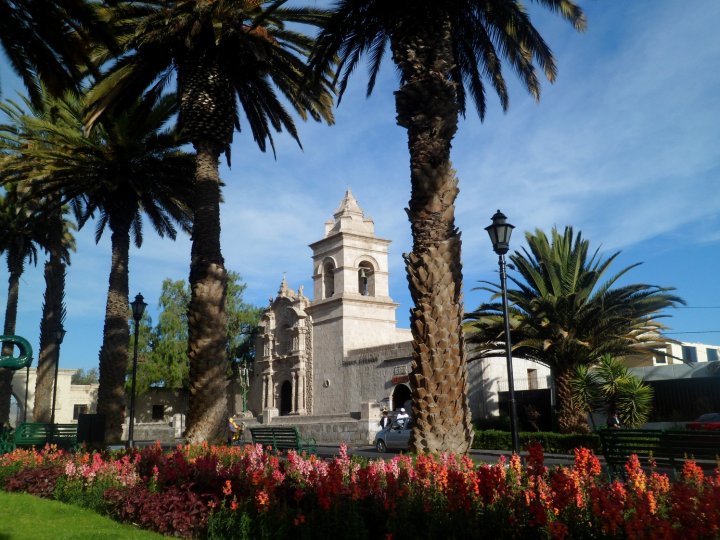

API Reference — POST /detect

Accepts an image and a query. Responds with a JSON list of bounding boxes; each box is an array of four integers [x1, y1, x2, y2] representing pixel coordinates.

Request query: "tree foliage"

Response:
[[71, 368, 99, 385], [130, 272, 261, 395], [571, 355, 654, 428]]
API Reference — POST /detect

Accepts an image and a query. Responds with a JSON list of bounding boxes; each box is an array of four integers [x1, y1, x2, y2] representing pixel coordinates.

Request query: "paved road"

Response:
[[317, 445, 578, 467]]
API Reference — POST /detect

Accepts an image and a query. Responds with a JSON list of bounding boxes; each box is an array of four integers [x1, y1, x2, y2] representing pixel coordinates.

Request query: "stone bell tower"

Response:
[[306, 189, 402, 414]]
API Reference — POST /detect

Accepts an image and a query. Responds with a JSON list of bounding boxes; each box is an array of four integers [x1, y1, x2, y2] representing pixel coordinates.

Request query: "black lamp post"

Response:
[[128, 293, 147, 448], [50, 323, 66, 426], [485, 210, 520, 454]]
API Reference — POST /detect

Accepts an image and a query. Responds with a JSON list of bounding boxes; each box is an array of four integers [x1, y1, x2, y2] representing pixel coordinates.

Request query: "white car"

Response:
[[374, 418, 412, 452]]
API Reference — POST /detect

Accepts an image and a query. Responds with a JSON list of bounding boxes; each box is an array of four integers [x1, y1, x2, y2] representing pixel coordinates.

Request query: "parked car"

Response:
[[374, 418, 412, 452], [686, 413, 720, 430]]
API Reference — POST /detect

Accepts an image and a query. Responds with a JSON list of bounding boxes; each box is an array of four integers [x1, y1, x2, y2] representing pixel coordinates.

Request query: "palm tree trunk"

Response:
[[185, 141, 229, 444], [555, 366, 589, 433], [0, 251, 24, 424], [33, 252, 65, 423], [96, 220, 132, 444], [392, 17, 473, 454]]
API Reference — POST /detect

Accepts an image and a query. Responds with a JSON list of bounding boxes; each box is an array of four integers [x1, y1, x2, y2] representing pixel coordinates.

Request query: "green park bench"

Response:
[[249, 426, 316, 454], [8, 422, 78, 452], [598, 428, 720, 477]]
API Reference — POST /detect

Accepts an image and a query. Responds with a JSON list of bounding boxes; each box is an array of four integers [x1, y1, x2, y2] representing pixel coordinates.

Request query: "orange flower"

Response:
[[255, 489, 270, 511], [223, 479, 232, 496], [230, 499, 238, 511]]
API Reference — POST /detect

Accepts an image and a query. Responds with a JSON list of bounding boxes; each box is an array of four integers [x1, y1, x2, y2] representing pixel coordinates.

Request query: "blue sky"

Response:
[[1, 1, 719, 372]]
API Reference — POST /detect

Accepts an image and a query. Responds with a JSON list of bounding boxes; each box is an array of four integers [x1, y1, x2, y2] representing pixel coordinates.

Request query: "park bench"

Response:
[[10, 422, 78, 451], [249, 426, 316, 454], [598, 428, 720, 477]]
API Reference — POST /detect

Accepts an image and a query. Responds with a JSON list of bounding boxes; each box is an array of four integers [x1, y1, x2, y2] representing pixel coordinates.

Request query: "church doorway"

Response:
[[392, 384, 411, 412], [279, 381, 292, 415]]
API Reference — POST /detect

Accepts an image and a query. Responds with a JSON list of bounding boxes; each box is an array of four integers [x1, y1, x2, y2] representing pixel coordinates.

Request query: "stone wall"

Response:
[[239, 412, 383, 446]]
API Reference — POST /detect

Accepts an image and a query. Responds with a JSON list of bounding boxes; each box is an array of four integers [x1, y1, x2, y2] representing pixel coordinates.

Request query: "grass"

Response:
[[0, 491, 165, 539]]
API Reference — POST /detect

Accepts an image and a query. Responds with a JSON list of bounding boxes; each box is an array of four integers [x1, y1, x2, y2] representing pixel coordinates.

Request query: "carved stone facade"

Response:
[[249, 276, 313, 416]]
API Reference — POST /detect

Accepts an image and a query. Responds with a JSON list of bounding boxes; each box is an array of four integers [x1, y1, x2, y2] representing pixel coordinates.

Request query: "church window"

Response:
[[323, 261, 335, 298], [358, 262, 374, 296]]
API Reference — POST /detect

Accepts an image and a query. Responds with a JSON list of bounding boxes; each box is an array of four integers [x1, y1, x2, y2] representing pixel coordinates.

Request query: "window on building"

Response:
[[323, 261, 335, 298], [527, 369, 538, 390], [73, 404, 88, 420], [708, 349, 719, 362], [654, 349, 667, 364], [152, 405, 165, 421], [358, 262, 374, 296], [682, 345, 698, 363]]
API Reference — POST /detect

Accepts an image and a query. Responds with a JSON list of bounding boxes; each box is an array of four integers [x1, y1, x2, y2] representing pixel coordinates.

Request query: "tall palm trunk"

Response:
[[555, 366, 589, 433], [180, 58, 231, 444], [185, 142, 228, 444], [96, 219, 132, 443], [34, 212, 66, 422], [0, 251, 24, 423], [392, 17, 473, 454]]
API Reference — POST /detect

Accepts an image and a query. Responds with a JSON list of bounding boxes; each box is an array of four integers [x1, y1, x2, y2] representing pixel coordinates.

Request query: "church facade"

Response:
[[247, 190, 415, 422]]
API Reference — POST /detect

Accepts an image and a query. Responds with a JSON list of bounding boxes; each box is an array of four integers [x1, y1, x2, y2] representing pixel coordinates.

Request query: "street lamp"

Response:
[[50, 323, 66, 425], [128, 293, 147, 448], [485, 210, 520, 454]]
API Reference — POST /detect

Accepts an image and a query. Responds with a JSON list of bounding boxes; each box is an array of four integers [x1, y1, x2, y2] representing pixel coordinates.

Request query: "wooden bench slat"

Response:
[[11, 422, 77, 450], [599, 428, 720, 476], [249, 426, 316, 453]]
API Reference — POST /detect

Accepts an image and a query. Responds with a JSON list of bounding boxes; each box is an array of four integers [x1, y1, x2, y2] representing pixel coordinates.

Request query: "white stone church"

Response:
[[247, 190, 416, 430]]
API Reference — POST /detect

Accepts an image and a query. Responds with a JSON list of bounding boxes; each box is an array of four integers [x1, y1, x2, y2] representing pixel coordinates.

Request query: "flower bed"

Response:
[[1, 442, 718, 539]]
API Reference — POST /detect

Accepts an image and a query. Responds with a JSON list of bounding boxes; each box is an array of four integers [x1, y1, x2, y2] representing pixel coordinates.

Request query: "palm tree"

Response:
[[310, 0, 585, 453], [464, 226, 684, 433], [0, 95, 77, 423], [33, 213, 75, 423], [571, 355, 654, 429], [2, 89, 194, 442], [0, 185, 45, 422], [0, 0, 115, 107], [85, 0, 334, 443]]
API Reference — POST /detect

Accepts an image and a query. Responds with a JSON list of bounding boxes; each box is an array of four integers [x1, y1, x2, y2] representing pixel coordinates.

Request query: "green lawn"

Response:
[[0, 491, 165, 539]]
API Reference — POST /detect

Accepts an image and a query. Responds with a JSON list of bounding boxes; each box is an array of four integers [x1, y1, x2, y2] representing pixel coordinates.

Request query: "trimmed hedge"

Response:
[[472, 429, 601, 454]]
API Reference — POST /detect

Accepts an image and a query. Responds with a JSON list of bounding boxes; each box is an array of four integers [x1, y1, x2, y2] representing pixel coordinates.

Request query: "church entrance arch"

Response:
[[279, 380, 293, 416], [392, 384, 411, 412]]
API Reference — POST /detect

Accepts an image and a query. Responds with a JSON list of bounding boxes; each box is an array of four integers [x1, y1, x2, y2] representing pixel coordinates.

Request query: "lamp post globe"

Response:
[[486, 210, 520, 454], [128, 293, 147, 448]]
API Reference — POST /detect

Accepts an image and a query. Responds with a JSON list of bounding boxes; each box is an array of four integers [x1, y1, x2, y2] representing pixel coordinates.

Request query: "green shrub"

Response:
[[473, 416, 512, 431], [472, 429, 601, 453]]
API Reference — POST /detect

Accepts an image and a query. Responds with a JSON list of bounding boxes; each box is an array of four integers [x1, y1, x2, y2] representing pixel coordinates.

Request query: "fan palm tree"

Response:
[[571, 355, 654, 428], [0, 95, 77, 423], [85, 0, 334, 443], [0, 185, 46, 422], [464, 226, 684, 433], [0, 0, 115, 107], [2, 89, 194, 442], [310, 0, 585, 453]]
